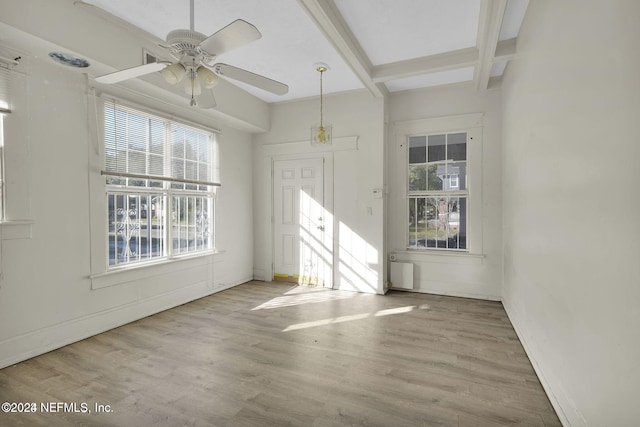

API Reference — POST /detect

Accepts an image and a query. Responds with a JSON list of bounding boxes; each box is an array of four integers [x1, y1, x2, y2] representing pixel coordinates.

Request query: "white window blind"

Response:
[[102, 98, 220, 187]]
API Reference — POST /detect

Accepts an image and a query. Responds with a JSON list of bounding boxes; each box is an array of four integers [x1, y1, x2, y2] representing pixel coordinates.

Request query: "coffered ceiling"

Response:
[[81, 0, 529, 102]]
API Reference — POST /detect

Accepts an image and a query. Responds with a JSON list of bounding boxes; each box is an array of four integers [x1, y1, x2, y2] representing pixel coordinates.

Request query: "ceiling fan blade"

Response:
[[198, 89, 217, 109], [95, 62, 168, 84], [213, 63, 289, 95], [199, 19, 261, 56]]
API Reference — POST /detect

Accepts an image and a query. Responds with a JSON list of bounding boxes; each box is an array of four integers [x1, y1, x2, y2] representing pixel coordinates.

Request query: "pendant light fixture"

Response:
[[311, 63, 331, 145]]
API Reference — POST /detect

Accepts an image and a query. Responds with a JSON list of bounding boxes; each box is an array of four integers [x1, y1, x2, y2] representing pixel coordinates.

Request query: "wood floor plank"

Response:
[[0, 281, 561, 426]]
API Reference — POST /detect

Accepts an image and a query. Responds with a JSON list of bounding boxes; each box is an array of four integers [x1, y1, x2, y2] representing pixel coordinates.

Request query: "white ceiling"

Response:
[[334, 0, 481, 65], [84, 0, 529, 103]]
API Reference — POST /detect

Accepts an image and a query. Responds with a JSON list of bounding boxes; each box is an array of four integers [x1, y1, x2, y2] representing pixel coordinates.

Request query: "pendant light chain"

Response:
[[319, 68, 324, 127], [189, 58, 197, 106]]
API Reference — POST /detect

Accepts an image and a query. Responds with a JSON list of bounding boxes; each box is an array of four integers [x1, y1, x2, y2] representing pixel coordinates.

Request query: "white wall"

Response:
[[387, 85, 503, 300], [253, 90, 385, 294], [0, 47, 254, 368], [501, 1, 640, 425]]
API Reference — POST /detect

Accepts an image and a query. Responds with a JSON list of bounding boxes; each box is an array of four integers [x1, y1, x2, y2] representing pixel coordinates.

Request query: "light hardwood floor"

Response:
[[0, 281, 561, 426]]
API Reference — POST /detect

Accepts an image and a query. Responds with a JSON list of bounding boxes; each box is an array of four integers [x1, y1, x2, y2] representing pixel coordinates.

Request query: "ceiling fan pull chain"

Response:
[[189, 58, 197, 106]]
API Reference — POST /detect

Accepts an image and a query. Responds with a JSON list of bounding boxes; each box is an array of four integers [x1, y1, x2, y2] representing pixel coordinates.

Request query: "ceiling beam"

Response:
[[494, 37, 517, 63], [475, 0, 508, 90], [487, 75, 503, 90], [372, 47, 479, 83], [296, 0, 388, 98]]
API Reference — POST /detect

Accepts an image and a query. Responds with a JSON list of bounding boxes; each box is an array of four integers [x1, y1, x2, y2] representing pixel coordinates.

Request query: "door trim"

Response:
[[268, 152, 334, 288]]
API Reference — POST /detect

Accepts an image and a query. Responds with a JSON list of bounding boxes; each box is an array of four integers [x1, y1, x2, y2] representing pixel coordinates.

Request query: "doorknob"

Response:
[[317, 225, 324, 231]]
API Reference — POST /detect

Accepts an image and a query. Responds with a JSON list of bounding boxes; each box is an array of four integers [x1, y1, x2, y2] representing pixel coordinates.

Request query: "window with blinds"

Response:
[[103, 99, 219, 267], [0, 64, 10, 113]]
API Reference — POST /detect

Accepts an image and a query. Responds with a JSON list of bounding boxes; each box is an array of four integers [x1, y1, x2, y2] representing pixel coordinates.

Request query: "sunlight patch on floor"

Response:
[[374, 305, 417, 316], [282, 312, 370, 331], [282, 304, 429, 332], [252, 286, 362, 310]]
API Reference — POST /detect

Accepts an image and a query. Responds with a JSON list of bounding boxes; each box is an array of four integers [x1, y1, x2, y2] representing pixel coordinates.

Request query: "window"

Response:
[[0, 117, 5, 221], [408, 132, 467, 250], [0, 63, 11, 220], [103, 100, 219, 267]]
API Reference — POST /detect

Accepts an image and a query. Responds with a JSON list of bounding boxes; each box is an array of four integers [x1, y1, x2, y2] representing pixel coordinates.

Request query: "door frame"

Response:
[[268, 152, 334, 288]]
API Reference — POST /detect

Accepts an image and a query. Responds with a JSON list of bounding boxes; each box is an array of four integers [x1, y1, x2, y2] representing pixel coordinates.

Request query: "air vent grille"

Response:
[[143, 50, 158, 65]]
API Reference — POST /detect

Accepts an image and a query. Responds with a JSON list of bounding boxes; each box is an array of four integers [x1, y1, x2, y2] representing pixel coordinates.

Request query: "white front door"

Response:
[[273, 158, 329, 287]]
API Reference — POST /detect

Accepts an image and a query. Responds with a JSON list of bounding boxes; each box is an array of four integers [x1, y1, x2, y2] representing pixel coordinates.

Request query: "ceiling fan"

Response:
[[94, 0, 288, 108]]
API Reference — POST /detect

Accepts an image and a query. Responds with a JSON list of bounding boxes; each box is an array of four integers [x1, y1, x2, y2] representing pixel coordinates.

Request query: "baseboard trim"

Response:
[[392, 287, 501, 301], [501, 299, 576, 427], [0, 278, 249, 370]]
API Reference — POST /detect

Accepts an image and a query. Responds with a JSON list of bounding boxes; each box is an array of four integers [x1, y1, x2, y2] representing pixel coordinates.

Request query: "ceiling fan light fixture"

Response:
[[197, 66, 219, 89], [161, 63, 186, 85], [92, 4, 286, 109]]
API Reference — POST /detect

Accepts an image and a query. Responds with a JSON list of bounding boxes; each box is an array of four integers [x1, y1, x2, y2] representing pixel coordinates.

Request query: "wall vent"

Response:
[[143, 49, 158, 65]]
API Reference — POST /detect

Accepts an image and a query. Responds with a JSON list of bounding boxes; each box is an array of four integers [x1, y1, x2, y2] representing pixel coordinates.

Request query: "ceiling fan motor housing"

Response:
[[166, 29, 214, 64]]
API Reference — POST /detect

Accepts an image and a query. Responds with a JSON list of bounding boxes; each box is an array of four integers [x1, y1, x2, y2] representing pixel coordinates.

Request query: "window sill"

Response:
[[90, 250, 226, 290], [393, 249, 485, 265], [0, 220, 34, 240]]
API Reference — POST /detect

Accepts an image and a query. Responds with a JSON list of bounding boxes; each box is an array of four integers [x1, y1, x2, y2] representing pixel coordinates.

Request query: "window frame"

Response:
[[0, 115, 5, 221], [102, 98, 219, 270], [407, 131, 469, 251], [0, 62, 10, 221], [394, 113, 484, 256]]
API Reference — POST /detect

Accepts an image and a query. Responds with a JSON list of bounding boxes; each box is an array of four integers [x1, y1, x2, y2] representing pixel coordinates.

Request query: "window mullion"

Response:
[[164, 120, 172, 258], [146, 117, 151, 181], [167, 188, 173, 259]]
